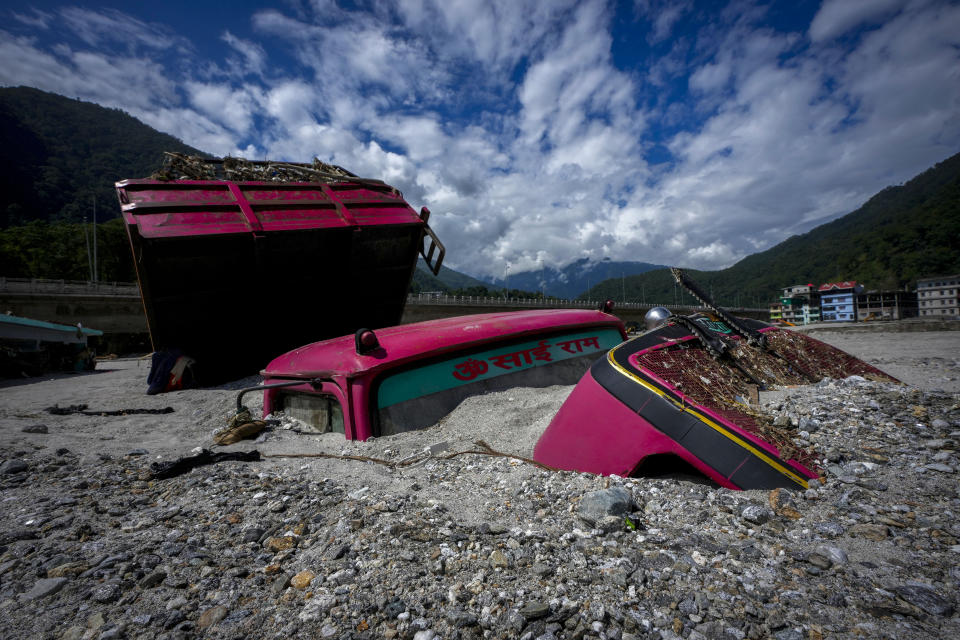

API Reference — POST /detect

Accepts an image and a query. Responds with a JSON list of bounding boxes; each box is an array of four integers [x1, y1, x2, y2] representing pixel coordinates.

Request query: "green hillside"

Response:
[[411, 261, 496, 294], [0, 218, 134, 281], [0, 86, 204, 228], [585, 151, 960, 307]]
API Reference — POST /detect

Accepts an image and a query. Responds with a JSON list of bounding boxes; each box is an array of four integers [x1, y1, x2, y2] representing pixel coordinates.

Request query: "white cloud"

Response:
[[367, 114, 447, 162], [809, 0, 905, 42], [221, 31, 266, 77], [252, 7, 447, 106], [519, 1, 639, 149], [2, 1, 959, 284], [263, 81, 319, 129], [59, 7, 189, 53], [185, 82, 260, 137], [11, 9, 52, 29], [687, 241, 737, 267], [138, 107, 243, 157], [0, 32, 77, 91], [395, 0, 577, 70], [688, 60, 731, 93], [0, 32, 178, 112], [635, 0, 694, 44], [643, 0, 960, 271]]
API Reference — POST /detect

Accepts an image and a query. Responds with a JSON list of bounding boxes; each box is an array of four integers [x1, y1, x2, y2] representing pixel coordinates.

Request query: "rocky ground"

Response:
[[1, 328, 959, 640]]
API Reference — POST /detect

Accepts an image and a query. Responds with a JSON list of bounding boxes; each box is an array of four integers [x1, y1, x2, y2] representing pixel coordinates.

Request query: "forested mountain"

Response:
[[411, 262, 547, 297], [0, 218, 134, 282], [585, 151, 960, 307], [2, 86, 956, 303], [415, 263, 495, 292], [0, 86, 203, 228], [491, 258, 667, 298]]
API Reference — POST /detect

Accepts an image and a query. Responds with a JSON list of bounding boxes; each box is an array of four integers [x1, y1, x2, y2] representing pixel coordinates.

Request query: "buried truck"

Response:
[[232, 271, 896, 493], [249, 308, 627, 440], [117, 153, 444, 388], [533, 269, 899, 490]]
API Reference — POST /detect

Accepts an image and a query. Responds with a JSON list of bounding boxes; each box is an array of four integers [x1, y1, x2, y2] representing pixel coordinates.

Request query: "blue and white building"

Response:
[[818, 281, 863, 322]]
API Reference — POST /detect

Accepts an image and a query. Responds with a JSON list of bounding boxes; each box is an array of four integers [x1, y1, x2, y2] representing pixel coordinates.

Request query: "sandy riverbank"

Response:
[[0, 327, 958, 639]]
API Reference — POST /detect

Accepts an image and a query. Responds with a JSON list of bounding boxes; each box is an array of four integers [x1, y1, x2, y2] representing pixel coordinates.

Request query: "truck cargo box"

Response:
[[117, 157, 443, 384]]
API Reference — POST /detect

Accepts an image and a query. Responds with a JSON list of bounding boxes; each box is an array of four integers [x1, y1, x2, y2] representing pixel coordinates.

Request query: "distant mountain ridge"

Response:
[[412, 262, 495, 293], [491, 258, 667, 298], [0, 86, 204, 227], [412, 258, 667, 298], [584, 151, 960, 307]]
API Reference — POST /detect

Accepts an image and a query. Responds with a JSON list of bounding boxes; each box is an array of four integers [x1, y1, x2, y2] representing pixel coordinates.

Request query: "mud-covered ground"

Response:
[[1, 328, 958, 639]]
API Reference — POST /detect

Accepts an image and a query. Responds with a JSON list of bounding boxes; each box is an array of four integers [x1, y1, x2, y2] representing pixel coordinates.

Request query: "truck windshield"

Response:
[[375, 327, 623, 436], [275, 392, 345, 434]]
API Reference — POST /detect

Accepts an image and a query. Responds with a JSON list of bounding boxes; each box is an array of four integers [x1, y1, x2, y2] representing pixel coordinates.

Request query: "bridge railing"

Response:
[[0, 277, 140, 296], [0, 277, 767, 313], [405, 293, 766, 313], [409, 293, 681, 311]]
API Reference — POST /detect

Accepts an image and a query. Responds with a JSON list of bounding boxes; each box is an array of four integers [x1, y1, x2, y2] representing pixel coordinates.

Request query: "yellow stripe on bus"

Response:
[[605, 348, 808, 489]]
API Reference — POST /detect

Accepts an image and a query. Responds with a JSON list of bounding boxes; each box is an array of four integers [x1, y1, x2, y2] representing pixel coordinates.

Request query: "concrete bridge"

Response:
[[0, 278, 769, 353]]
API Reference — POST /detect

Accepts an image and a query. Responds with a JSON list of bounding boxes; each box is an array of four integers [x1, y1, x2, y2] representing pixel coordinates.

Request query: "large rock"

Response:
[[197, 605, 229, 629], [21, 577, 67, 601], [21, 424, 48, 434], [579, 487, 635, 525], [291, 570, 316, 589], [893, 584, 954, 616], [741, 505, 773, 525], [0, 459, 28, 475]]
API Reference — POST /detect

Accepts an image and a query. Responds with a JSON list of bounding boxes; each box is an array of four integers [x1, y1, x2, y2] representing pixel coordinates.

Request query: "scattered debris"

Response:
[[149, 449, 261, 480], [213, 407, 270, 445], [214, 420, 268, 445], [45, 404, 174, 416]]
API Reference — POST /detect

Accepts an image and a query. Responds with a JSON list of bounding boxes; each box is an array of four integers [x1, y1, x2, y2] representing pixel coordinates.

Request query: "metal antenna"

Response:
[[92, 196, 97, 284], [84, 216, 93, 281]]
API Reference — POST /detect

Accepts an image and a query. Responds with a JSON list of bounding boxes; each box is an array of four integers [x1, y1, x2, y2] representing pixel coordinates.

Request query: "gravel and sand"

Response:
[[1, 325, 958, 639]]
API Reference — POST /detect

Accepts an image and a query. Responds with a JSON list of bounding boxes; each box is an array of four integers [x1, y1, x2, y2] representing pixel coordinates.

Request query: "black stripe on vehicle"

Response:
[[589, 355, 805, 490]]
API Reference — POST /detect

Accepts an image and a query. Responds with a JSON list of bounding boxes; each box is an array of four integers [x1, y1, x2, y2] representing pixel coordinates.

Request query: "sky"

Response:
[[1, 0, 959, 280]]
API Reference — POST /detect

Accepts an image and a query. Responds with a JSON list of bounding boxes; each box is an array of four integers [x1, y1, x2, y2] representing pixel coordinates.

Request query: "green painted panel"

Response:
[[376, 328, 623, 408]]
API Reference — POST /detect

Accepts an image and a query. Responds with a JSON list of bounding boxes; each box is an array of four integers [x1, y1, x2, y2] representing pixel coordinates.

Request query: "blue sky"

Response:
[[2, 0, 958, 280]]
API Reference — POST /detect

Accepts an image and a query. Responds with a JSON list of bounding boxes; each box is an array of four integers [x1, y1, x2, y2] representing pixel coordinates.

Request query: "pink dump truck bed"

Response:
[[117, 176, 443, 383]]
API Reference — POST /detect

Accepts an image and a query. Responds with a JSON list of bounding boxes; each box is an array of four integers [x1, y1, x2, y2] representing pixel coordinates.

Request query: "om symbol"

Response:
[[452, 358, 488, 381]]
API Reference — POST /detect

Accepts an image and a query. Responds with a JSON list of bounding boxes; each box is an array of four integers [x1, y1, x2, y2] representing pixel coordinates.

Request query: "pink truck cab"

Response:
[[259, 309, 627, 440], [534, 312, 897, 490]]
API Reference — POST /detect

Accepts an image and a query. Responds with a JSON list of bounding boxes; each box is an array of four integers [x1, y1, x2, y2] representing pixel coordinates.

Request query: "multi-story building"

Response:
[[779, 284, 820, 325], [798, 302, 821, 325], [917, 274, 960, 318], [769, 301, 783, 323], [779, 297, 798, 323], [818, 281, 863, 322], [855, 290, 918, 321]]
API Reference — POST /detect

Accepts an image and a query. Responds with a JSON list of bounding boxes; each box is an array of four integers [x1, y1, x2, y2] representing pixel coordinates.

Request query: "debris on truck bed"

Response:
[[151, 152, 375, 185]]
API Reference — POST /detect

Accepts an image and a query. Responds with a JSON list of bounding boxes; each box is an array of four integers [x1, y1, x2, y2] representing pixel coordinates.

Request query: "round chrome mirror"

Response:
[[644, 306, 671, 330]]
